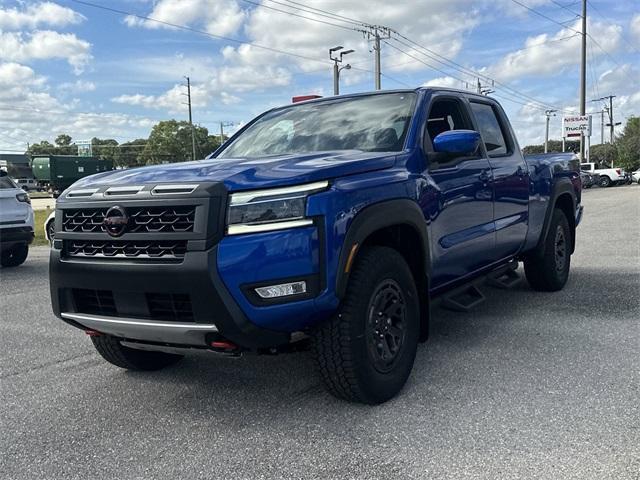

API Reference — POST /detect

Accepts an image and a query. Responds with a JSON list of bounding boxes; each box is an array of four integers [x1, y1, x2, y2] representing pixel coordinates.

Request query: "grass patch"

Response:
[[29, 191, 52, 199], [33, 207, 53, 247]]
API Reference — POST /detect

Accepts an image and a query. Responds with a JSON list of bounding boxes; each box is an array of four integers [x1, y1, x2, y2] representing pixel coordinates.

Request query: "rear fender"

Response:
[[534, 179, 577, 256]]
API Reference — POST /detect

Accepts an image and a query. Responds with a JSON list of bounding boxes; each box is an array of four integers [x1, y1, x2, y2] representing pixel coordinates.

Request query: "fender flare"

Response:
[[535, 178, 576, 256], [335, 199, 430, 298]]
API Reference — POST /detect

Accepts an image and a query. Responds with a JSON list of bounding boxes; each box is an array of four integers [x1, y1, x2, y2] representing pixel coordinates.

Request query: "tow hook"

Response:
[[84, 330, 102, 337], [209, 340, 242, 356]]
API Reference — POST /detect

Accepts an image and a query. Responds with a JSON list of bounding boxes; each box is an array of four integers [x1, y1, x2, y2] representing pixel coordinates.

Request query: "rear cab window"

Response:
[[469, 101, 510, 157]]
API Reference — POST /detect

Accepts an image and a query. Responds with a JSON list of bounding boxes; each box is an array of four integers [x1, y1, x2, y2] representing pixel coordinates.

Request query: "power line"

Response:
[[238, 0, 357, 32], [508, 0, 581, 34], [381, 40, 468, 84], [68, 0, 330, 66], [586, 33, 636, 83], [280, 0, 364, 26], [549, 0, 581, 16], [508, 0, 635, 83], [587, 0, 640, 54], [389, 34, 571, 113]]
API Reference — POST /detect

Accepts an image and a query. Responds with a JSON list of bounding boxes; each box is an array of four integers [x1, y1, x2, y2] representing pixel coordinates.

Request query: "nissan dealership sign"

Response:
[[563, 115, 591, 139]]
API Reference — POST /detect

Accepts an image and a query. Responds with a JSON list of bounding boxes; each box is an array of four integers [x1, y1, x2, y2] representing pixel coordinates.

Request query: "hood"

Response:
[[70, 151, 396, 191]]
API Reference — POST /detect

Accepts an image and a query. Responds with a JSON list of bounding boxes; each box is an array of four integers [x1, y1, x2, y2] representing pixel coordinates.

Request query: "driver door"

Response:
[[418, 95, 495, 290]]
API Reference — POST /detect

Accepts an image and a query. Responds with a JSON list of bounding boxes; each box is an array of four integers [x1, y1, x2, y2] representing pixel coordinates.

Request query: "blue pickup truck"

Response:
[[50, 88, 582, 404]]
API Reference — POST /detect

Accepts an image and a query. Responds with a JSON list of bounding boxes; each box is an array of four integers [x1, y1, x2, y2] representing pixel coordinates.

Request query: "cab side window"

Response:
[[470, 102, 508, 156], [426, 98, 472, 146]]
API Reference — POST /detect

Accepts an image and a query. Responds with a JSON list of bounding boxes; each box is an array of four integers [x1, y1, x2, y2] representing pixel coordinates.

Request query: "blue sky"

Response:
[[0, 0, 638, 153]]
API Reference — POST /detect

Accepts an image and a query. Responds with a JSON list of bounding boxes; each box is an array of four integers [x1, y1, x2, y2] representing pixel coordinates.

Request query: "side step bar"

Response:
[[433, 261, 521, 312]]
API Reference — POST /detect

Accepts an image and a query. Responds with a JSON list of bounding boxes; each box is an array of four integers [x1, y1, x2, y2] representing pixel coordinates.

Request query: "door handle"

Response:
[[479, 169, 491, 183]]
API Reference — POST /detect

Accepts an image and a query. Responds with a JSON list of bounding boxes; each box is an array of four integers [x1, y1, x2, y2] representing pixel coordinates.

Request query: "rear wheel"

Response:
[[1, 244, 29, 267], [599, 175, 611, 187], [91, 335, 182, 371], [312, 246, 420, 404], [524, 208, 571, 292]]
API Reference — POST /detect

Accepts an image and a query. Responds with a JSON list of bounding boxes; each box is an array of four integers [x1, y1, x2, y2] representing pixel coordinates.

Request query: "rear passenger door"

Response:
[[469, 99, 529, 260]]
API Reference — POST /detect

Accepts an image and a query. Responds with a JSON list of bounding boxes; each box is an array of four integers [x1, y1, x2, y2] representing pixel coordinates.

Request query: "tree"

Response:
[[139, 120, 220, 165], [27, 140, 56, 156], [616, 116, 640, 172], [91, 138, 119, 164], [589, 143, 617, 168], [522, 139, 579, 155], [54, 134, 76, 155], [115, 139, 147, 168]]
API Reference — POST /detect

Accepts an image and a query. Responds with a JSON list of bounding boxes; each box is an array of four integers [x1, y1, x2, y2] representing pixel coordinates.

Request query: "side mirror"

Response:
[[433, 130, 481, 156]]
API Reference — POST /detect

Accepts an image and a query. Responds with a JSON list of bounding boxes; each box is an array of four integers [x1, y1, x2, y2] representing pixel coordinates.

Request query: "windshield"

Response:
[[218, 92, 417, 158]]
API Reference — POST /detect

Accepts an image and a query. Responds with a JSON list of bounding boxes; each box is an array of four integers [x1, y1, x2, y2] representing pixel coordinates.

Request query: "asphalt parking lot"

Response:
[[1, 185, 638, 480]]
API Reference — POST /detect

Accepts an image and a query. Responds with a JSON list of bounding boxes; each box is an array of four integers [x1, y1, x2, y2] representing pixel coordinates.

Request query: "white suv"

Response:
[[0, 171, 34, 267]]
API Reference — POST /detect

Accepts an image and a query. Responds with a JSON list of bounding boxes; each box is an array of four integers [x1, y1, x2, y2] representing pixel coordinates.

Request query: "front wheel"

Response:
[[524, 208, 571, 292], [1, 244, 29, 267], [312, 246, 420, 404], [91, 335, 182, 370]]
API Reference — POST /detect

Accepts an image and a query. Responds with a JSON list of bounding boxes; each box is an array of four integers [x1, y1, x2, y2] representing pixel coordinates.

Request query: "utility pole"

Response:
[[183, 76, 197, 161], [579, 0, 587, 161], [606, 95, 620, 143], [592, 95, 620, 143], [358, 26, 391, 90], [219, 121, 234, 146], [544, 110, 557, 153], [329, 46, 354, 95]]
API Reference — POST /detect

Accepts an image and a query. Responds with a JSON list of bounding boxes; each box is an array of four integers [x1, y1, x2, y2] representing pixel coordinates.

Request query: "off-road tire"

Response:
[[91, 335, 182, 371], [524, 208, 571, 292], [0, 243, 29, 267], [312, 246, 420, 404], [599, 175, 611, 187]]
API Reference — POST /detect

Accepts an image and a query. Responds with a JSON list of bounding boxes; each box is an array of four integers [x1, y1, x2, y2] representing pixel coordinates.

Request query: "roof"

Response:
[[0, 153, 29, 164]]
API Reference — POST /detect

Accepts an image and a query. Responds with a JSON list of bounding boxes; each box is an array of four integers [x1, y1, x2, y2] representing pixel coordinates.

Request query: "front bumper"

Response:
[[50, 246, 291, 349]]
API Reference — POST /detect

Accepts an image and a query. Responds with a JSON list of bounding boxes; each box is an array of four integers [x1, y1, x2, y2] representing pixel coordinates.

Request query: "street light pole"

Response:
[[329, 46, 354, 95], [545, 110, 557, 153]]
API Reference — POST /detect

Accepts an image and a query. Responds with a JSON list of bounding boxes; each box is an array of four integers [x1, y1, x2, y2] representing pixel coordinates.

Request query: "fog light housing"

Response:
[[255, 281, 307, 299]]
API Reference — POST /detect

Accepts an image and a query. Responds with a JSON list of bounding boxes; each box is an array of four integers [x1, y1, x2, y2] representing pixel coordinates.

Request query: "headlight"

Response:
[[227, 181, 328, 235]]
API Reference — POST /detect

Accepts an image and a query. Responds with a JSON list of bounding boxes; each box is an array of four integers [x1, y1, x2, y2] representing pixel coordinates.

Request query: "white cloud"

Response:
[[124, 0, 245, 37], [118, 0, 482, 110], [0, 30, 92, 74], [631, 14, 640, 42], [422, 76, 468, 89], [486, 20, 622, 81], [59, 80, 97, 93], [0, 62, 46, 87], [0, 2, 84, 30], [112, 83, 209, 113]]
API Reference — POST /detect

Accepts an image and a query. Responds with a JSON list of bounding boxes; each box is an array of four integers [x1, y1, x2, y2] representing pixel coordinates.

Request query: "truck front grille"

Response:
[[66, 240, 188, 259], [63, 206, 196, 233]]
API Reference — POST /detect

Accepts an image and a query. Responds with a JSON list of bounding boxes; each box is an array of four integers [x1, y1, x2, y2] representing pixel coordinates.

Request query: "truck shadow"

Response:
[[117, 266, 636, 421]]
